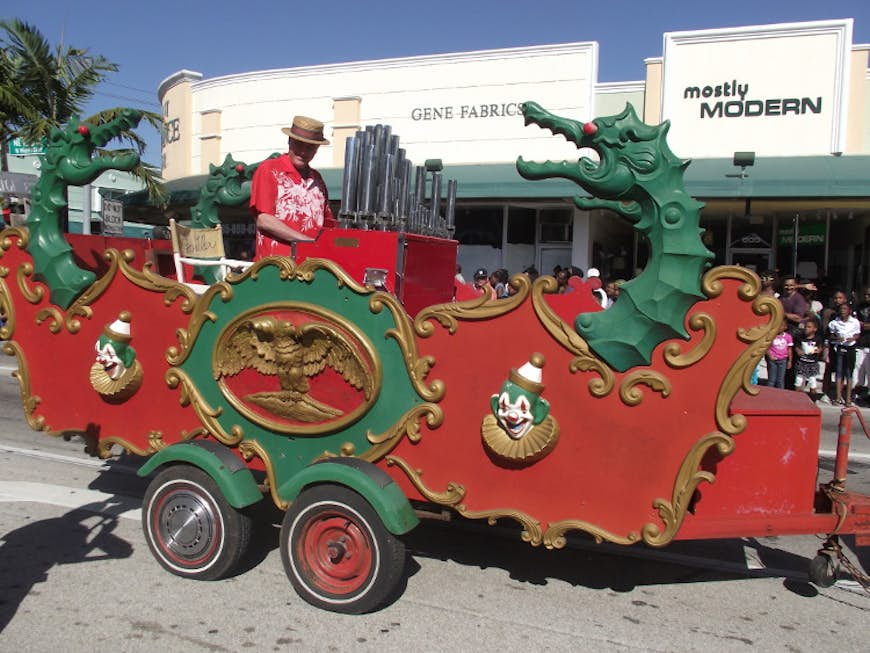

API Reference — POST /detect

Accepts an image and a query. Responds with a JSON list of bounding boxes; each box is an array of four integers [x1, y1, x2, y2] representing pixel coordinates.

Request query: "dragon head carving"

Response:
[[517, 102, 712, 371], [25, 110, 144, 308]]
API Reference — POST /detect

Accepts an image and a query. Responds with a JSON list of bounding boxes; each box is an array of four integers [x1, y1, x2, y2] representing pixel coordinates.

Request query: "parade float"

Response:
[[0, 104, 867, 613]]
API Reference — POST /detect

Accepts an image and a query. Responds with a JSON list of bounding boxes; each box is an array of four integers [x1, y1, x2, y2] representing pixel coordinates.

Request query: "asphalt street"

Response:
[[0, 364, 868, 651]]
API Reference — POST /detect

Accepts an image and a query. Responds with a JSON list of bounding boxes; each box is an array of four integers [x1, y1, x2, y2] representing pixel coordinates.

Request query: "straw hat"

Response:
[[281, 116, 330, 145]]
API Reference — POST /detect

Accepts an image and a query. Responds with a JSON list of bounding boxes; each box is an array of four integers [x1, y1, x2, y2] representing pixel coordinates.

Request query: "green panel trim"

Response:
[[277, 461, 419, 535], [137, 443, 263, 509]]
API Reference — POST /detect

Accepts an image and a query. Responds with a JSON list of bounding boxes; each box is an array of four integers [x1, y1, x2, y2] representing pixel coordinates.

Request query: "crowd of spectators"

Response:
[[758, 270, 870, 407], [456, 264, 625, 308]]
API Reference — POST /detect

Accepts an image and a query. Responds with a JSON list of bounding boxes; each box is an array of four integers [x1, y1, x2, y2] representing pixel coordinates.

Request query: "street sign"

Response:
[[0, 172, 38, 197], [8, 138, 45, 156], [101, 198, 124, 236]]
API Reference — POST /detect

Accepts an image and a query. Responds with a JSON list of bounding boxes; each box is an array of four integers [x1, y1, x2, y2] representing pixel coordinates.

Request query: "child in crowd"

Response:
[[766, 320, 793, 389], [793, 318, 824, 400], [827, 302, 861, 406]]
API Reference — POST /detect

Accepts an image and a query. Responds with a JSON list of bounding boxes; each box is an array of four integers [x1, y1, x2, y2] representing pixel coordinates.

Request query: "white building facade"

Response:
[[158, 20, 870, 291]]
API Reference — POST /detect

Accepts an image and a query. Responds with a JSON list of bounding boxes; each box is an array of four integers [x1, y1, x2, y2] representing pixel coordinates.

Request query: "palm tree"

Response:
[[0, 18, 165, 204]]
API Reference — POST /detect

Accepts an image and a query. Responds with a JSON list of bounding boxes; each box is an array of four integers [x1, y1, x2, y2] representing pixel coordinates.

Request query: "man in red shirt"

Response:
[[249, 115, 337, 259]]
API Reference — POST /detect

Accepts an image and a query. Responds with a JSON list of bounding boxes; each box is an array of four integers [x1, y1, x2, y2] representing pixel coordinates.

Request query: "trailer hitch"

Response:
[[813, 407, 870, 594]]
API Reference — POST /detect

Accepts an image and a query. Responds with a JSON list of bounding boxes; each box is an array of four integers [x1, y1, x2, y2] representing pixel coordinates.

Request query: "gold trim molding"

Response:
[[364, 403, 444, 460], [702, 266, 781, 435], [166, 367, 243, 446], [372, 293, 444, 403], [663, 312, 715, 368], [414, 273, 531, 337], [642, 431, 734, 546], [618, 370, 672, 407], [2, 340, 46, 431], [239, 439, 286, 509]]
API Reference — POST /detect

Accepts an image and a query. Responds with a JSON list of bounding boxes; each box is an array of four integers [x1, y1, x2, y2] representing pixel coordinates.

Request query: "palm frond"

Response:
[[94, 146, 168, 208]]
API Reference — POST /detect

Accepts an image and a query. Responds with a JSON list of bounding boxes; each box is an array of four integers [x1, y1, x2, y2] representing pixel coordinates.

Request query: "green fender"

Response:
[[278, 458, 419, 536], [137, 441, 263, 509]]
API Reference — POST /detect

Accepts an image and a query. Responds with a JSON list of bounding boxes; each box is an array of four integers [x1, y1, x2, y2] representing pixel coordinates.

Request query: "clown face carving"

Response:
[[495, 391, 535, 439], [95, 340, 124, 380], [490, 380, 550, 440], [95, 335, 135, 381]]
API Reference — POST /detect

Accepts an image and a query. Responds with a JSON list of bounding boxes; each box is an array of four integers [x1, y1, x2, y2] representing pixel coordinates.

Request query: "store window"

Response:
[[507, 207, 535, 244], [454, 206, 503, 247], [776, 216, 826, 281], [539, 207, 573, 243]]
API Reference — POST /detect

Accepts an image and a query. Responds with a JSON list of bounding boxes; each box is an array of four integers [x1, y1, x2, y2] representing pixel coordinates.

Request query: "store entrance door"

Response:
[[728, 248, 772, 273]]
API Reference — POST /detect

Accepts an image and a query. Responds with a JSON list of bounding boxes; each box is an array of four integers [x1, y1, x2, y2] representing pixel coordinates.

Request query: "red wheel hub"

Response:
[[297, 511, 374, 595]]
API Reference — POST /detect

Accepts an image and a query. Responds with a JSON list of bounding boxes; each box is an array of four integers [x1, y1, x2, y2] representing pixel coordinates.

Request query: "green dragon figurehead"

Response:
[[517, 102, 713, 371], [26, 110, 143, 308]]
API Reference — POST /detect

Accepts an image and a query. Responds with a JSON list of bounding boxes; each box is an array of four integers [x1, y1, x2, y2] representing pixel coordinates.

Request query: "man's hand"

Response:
[[256, 213, 316, 243]]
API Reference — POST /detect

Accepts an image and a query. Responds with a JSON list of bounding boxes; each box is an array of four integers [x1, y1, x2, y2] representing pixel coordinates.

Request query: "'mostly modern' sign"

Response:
[[660, 20, 852, 158]]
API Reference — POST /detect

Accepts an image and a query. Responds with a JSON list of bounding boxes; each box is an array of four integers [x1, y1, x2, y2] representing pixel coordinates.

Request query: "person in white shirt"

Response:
[[827, 302, 861, 405]]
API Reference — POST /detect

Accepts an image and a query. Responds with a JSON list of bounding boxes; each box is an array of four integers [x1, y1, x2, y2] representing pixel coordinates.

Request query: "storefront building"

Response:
[[156, 18, 870, 292]]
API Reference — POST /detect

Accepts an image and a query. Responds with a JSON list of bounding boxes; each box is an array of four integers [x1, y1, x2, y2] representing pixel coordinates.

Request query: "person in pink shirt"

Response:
[[766, 320, 793, 389], [249, 115, 337, 259]]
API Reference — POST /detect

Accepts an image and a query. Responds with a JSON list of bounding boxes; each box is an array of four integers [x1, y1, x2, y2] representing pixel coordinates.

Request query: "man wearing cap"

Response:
[[249, 116, 337, 259]]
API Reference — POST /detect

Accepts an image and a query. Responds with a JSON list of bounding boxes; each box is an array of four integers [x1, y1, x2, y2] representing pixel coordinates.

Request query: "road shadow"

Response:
[[402, 519, 827, 595], [0, 498, 134, 633]]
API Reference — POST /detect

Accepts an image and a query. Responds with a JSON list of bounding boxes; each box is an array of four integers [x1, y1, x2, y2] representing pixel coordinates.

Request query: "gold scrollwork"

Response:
[[385, 455, 466, 504], [371, 292, 444, 402], [543, 521, 640, 550], [294, 257, 374, 293], [618, 370, 672, 406], [0, 277, 14, 340], [413, 273, 531, 337], [17, 262, 44, 304], [35, 307, 64, 333], [702, 265, 761, 300], [641, 431, 734, 547], [701, 267, 782, 435], [166, 304, 219, 366], [364, 403, 444, 461], [568, 351, 615, 398], [0, 227, 30, 254], [531, 276, 616, 397], [165, 367, 243, 446], [2, 340, 46, 431], [96, 429, 172, 459], [384, 453, 542, 544], [663, 312, 716, 368], [238, 439, 285, 510], [456, 505, 544, 546]]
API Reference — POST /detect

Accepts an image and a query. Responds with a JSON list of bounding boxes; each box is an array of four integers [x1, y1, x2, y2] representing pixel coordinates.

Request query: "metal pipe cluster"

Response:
[[339, 124, 457, 237]]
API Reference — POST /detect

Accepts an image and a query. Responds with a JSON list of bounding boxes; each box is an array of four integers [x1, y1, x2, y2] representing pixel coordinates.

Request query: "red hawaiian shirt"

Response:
[[249, 154, 335, 258]]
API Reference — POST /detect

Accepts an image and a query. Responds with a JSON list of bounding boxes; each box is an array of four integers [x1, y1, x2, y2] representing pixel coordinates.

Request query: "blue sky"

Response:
[[7, 1, 870, 165]]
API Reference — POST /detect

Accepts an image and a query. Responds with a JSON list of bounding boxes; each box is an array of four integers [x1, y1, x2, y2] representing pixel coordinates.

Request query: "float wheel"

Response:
[[808, 553, 839, 588], [142, 465, 252, 580], [280, 484, 406, 613]]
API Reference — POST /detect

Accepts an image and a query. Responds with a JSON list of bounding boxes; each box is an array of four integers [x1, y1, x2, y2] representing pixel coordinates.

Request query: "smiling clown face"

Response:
[[490, 379, 550, 440], [495, 390, 535, 439], [95, 338, 123, 380]]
